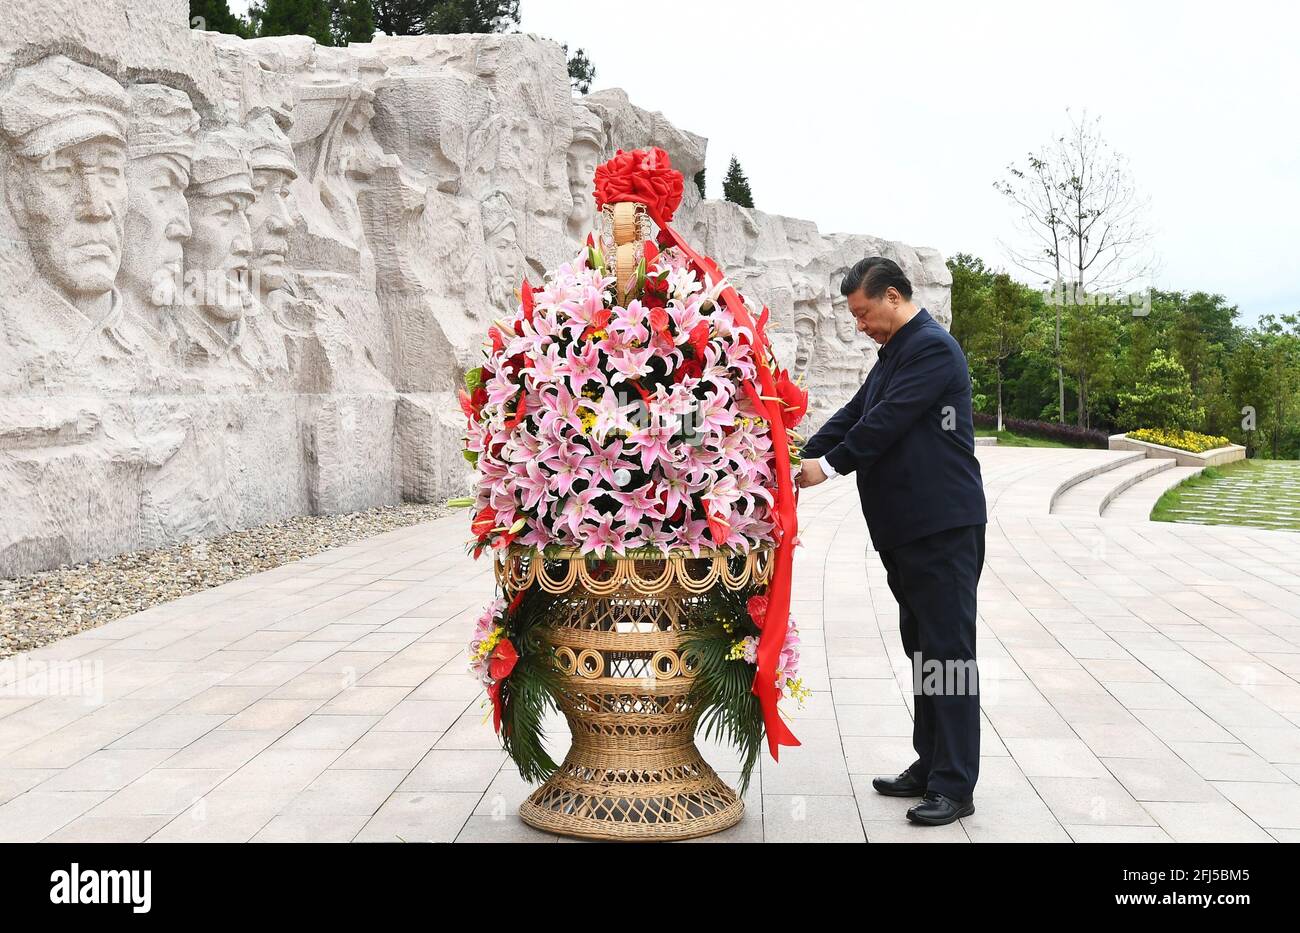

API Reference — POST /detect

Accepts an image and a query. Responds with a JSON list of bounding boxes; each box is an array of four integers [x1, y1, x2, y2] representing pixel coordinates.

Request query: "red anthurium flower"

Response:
[[506, 389, 528, 429], [487, 326, 506, 355], [487, 679, 505, 732], [471, 506, 497, 542], [649, 305, 670, 336], [521, 278, 535, 325], [675, 357, 703, 384], [586, 232, 596, 248], [687, 322, 710, 359], [489, 638, 519, 683], [705, 506, 730, 546], [458, 389, 477, 421], [643, 239, 659, 265], [774, 367, 809, 427], [471, 384, 488, 412], [747, 594, 769, 629], [507, 590, 525, 615]]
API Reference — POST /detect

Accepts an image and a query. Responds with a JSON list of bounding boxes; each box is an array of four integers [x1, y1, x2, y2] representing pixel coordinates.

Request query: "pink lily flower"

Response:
[[554, 485, 602, 538], [581, 513, 630, 557], [627, 419, 682, 472], [611, 483, 665, 526]]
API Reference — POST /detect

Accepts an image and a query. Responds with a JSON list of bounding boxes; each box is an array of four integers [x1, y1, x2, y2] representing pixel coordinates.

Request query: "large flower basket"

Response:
[[460, 148, 807, 842], [498, 545, 772, 840]]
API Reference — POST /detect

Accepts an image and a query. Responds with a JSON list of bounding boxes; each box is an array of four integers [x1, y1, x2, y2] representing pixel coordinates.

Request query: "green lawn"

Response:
[[975, 427, 1076, 449], [1152, 459, 1300, 532]]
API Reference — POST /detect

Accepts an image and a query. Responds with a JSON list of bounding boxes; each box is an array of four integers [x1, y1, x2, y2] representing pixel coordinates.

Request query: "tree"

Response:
[[372, 0, 427, 33], [330, 0, 375, 44], [968, 273, 1032, 432], [1115, 350, 1200, 430], [372, 0, 517, 35], [565, 46, 596, 95], [722, 156, 754, 209], [946, 252, 993, 354], [426, 0, 519, 32], [995, 110, 1155, 424], [1060, 299, 1120, 429], [189, 0, 252, 36], [693, 168, 706, 199], [252, 0, 334, 45]]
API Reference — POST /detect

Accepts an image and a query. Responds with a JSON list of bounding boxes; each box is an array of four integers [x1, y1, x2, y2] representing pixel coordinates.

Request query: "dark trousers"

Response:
[[878, 523, 985, 801]]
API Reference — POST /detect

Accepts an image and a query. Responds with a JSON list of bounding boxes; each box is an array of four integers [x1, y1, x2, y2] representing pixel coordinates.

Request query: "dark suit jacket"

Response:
[[800, 308, 987, 551]]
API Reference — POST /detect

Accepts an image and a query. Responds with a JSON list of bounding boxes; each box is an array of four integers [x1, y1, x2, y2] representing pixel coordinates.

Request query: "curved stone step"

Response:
[[1050, 456, 1177, 517], [1101, 465, 1204, 522], [1045, 451, 1147, 512]]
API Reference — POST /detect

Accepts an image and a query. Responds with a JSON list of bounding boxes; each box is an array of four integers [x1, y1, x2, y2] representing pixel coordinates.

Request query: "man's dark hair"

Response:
[[840, 256, 913, 300]]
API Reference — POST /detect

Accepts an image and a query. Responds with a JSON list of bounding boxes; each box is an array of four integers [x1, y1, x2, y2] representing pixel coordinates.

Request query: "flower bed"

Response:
[[972, 412, 1109, 447], [1126, 428, 1231, 454]]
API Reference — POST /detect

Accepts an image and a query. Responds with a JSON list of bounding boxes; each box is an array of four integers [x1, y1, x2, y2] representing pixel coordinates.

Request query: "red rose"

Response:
[[593, 147, 685, 224]]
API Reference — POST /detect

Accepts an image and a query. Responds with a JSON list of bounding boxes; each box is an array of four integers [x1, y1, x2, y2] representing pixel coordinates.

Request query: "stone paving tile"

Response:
[[4, 447, 1299, 842], [354, 792, 480, 842]]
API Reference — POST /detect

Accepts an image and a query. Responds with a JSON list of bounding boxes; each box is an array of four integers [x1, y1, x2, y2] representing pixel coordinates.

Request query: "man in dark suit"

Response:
[[797, 256, 987, 826]]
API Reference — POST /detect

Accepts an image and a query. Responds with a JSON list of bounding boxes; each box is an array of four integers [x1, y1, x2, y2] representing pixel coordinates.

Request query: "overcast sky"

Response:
[[233, 0, 1300, 323]]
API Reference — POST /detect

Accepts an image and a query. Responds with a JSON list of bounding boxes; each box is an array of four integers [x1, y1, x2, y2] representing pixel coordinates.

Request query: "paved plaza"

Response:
[[2, 446, 1299, 842]]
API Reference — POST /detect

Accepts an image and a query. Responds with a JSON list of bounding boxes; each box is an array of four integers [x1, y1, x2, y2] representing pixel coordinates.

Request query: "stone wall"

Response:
[[0, 0, 951, 578]]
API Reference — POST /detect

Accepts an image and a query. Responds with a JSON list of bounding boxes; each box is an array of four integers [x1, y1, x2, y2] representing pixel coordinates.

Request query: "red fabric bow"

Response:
[[594, 147, 685, 224]]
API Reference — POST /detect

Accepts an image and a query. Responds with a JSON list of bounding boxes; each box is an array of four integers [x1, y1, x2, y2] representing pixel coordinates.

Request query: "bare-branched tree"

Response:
[[995, 109, 1156, 423]]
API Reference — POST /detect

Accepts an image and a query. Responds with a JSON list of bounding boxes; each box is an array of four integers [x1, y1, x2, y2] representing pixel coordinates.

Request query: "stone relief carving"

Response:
[[0, 0, 950, 578]]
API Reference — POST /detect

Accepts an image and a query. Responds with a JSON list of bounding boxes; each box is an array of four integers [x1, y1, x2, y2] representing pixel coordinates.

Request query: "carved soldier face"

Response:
[[7, 137, 127, 304], [248, 168, 293, 298], [186, 190, 254, 323], [567, 143, 600, 233], [794, 315, 816, 374], [121, 153, 191, 307], [488, 223, 520, 287]]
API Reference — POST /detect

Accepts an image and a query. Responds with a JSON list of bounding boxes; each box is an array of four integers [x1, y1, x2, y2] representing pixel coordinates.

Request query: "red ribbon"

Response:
[[651, 219, 801, 761]]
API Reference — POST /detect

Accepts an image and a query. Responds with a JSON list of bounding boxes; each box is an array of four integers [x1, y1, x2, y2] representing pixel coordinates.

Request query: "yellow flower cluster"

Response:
[[784, 676, 811, 705], [726, 639, 749, 661], [1128, 428, 1231, 453], [472, 625, 504, 661]]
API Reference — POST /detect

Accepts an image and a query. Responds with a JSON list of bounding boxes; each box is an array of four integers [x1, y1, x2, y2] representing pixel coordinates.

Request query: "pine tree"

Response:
[[189, 0, 252, 36], [566, 47, 596, 95], [722, 156, 754, 208], [330, 0, 375, 44], [252, 0, 334, 45], [694, 168, 706, 198]]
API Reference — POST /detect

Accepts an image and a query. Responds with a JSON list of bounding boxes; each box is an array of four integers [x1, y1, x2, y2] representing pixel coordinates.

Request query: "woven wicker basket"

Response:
[[496, 545, 772, 841]]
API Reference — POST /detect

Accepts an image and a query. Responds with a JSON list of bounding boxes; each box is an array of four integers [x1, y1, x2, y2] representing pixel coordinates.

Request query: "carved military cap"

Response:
[[188, 127, 255, 200], [126, 84, 199, 161], [0, 55, 130, 158], [245, 114, 297, 180]]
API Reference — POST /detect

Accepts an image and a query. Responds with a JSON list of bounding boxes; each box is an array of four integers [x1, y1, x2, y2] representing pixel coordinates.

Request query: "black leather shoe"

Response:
[[906, 791, 975, 825], [871, 769, 927, 797]]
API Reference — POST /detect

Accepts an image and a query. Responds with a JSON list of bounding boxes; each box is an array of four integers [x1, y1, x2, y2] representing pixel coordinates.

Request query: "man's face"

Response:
[[567, 145, 599, 223], [490, 225, 520, 284], [121, 153, 191, 306], [186, 190, 253, 322], [248, 168, 293, 297], [846, 286, 899, 345], [11, 138, 127, 301]]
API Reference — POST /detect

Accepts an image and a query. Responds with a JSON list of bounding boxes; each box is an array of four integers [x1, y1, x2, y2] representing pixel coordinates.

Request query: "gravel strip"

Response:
[[0, 501, 455, 659]]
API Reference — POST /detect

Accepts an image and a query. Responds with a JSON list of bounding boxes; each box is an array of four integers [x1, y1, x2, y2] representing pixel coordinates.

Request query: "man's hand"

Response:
[[796, 458, 827, 488]]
